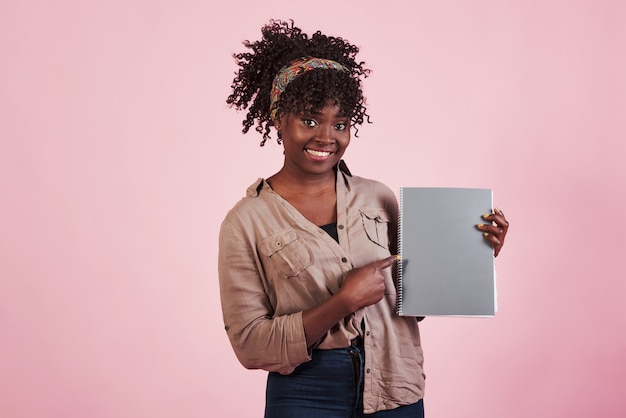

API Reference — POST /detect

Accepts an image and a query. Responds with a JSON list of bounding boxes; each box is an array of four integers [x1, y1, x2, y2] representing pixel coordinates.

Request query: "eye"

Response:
[[302, 118, 318, 127], [335, 122, 347, 131]]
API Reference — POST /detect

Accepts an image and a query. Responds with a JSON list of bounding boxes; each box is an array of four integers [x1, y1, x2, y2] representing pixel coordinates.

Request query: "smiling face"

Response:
[[276, 102, 351, 179]]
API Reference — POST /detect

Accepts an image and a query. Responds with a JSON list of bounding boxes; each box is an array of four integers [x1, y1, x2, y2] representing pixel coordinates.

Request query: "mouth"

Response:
[[305, 148, 334, 158]]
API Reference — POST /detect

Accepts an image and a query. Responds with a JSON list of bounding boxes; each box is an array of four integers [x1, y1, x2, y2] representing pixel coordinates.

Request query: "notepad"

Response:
[[396, 187, 497, 317]]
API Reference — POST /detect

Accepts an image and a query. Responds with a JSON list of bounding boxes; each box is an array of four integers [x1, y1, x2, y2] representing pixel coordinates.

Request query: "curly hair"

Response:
[[226, 19, 371, 146]]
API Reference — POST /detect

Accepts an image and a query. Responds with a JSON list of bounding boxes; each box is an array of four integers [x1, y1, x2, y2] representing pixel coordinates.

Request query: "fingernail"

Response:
[[483, 232, 489, 237], [396, 255, 402, 261], [481, 214, 490, 219], [476, 223, 485, 228]]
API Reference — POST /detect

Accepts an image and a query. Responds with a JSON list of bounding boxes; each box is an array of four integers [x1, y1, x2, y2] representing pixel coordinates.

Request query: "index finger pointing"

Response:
[[374, 255, 399, 270]]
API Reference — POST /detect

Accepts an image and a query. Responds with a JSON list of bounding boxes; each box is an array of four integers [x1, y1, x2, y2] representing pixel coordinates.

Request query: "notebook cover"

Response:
[[396, 187, 496, 316]]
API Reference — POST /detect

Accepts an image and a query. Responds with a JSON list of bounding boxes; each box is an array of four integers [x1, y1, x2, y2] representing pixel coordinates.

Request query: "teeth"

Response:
[[306, 149, 332, 157]]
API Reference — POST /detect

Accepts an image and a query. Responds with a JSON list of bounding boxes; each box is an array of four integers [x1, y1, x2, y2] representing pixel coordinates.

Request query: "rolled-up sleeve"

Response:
[[218, 219, 311, 375]]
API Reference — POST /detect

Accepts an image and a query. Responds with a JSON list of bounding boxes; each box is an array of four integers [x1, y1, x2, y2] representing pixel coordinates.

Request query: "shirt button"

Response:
[[225, 325, 230, 331], [366, 368, 371, 374], [276, 242, 281, 247], [366, 331, 371, 336], [338, 224, 344, 229], [341, 257, 348, 262]]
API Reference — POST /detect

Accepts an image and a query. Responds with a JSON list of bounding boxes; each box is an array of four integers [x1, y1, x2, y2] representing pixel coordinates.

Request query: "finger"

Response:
[[483, 232, 501, 246], [481, 208, 505, 220], [481, 210, 509, 236], [482, 232, 501, 255], [373, 255, 398, 270], [484, 208, 509, 227], [476, 223, 503, 236]]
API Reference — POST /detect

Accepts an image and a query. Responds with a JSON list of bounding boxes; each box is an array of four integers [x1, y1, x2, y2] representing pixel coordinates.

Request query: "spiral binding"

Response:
[[396, 188, 404, 316]]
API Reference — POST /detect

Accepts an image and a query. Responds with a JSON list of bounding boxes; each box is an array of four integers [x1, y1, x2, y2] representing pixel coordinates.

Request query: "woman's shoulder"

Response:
[[221, 178, 278, 225]]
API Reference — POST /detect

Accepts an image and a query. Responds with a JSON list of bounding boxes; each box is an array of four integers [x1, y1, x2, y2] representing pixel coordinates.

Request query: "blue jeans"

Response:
[[265, 341, 424, 417]]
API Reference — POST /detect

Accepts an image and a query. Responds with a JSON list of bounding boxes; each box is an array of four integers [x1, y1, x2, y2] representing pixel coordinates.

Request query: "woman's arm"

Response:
[[219, 218, 398, 372], [301, 255, 397, 347], [218, 220, 310, 374]]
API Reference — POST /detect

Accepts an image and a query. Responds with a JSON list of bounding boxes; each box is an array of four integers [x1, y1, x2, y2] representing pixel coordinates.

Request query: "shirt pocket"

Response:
[[359, 208, 391, 250], [259, 228, 313, 278]]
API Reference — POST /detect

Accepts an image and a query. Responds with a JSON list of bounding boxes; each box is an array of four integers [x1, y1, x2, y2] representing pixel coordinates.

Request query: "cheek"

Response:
[[340, 132, 351, 149]]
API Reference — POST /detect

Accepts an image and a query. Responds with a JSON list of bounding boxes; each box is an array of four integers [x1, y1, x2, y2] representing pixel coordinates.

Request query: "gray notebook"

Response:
[[396, 187, 496, 317]]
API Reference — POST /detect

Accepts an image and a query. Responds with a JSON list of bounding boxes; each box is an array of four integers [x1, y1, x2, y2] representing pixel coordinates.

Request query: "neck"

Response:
[[267, 165, 337, 195]]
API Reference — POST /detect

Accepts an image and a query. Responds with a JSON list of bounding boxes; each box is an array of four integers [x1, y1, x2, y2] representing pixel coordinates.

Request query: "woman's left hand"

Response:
[[477, 208, 509, 257]]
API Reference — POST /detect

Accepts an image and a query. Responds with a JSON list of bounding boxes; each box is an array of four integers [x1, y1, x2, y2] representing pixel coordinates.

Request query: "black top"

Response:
[[319, 222, 339, 243]]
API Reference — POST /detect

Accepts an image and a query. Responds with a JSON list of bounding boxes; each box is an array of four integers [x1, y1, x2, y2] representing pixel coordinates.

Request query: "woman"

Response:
[[219, 20, 509, 417]]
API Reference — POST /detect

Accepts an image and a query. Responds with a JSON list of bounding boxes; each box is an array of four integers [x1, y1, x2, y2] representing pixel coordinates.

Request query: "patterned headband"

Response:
[[269, 57, 345, 120]]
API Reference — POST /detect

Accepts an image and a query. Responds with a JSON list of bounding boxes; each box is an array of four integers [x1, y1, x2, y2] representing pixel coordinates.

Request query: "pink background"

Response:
[[1, 1, 625, 417]]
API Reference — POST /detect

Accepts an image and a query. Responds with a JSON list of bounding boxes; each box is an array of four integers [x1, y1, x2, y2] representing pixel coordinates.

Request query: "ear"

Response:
[[273, 118, 283, 142], [273, 118, 281, 131]]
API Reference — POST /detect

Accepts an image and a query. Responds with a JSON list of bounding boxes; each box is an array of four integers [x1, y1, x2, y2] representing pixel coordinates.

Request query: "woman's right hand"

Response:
[[338, 255, 398, 312], [302, 255, 397, 347]]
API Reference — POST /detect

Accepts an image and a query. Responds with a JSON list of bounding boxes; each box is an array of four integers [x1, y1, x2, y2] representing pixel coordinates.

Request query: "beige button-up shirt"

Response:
[[218, 162, 425, 413]]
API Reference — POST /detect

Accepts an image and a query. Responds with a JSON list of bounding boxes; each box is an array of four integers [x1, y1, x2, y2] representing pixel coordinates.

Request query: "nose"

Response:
[[315, 123, 335, 145]]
